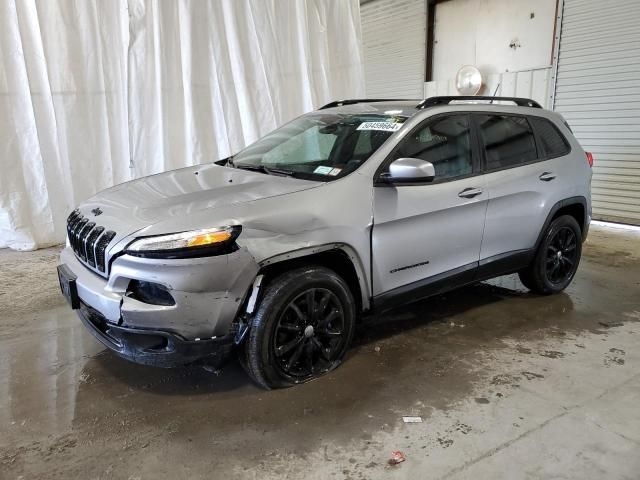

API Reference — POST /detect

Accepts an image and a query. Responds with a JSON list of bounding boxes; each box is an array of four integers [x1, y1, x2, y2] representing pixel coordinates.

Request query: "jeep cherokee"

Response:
[[58, 96, 592, 389]]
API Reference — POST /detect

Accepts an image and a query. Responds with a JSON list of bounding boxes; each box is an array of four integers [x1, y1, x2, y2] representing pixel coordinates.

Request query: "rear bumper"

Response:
[[77, 302, 234, 367]]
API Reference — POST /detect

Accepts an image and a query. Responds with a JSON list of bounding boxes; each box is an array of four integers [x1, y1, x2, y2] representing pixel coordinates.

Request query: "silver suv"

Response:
[[58, 96, 592, 389]]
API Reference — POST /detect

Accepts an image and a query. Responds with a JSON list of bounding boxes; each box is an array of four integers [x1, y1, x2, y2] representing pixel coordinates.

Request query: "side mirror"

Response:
[[378, 158, 435, 185]]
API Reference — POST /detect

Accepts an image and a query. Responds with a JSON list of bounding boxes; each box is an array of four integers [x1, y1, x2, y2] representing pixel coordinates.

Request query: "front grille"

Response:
[[66, 209, 116, 275]]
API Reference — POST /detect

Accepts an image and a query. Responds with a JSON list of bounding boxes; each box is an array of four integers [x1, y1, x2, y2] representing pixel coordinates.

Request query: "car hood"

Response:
[[78, 163, 321, 244]]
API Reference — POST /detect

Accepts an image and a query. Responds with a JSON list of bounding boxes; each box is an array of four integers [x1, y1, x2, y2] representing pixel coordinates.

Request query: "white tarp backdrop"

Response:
[[0, 0, 365, 250]]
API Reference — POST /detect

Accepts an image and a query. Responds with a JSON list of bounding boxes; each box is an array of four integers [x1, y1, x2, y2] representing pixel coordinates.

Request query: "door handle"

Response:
[[458, 187, 483, 199], [539, 172, 556, 182]]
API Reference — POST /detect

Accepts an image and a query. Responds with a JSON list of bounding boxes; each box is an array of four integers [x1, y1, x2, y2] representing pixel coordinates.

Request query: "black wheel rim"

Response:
[[272, 288, 346, 379], [545, 226, 578, 285]]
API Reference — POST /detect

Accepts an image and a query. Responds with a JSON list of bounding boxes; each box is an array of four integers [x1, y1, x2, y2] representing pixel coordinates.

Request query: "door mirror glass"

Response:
[[382, 157, 435, 184]]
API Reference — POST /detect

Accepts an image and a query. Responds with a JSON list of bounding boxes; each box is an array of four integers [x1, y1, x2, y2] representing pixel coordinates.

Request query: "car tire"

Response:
[[241, 266, 356, 389], [518, 215, 582, 295]]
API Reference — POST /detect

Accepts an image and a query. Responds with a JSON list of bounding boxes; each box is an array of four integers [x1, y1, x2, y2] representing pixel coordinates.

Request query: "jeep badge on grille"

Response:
[[91, 207, 103, 216]]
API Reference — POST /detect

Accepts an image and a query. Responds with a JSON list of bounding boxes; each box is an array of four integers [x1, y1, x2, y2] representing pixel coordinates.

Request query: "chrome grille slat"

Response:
[[72, 218, 88, 252], [65, 211, 116, 275], [70, 217, 85, 250], [66, 211, 82, 240], [86, 226, 105, 267], [95, 231, 116, 272], [67, 216, 82, 238], [80, 222, 96, 260]]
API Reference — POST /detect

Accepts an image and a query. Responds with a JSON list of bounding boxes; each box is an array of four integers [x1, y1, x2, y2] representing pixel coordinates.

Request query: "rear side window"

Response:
[[529, 117, 571, 158], [476, 114, 538, 170]]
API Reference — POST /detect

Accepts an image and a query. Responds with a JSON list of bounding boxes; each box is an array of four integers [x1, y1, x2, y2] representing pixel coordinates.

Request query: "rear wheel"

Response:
[[518, 215, 582, 294], [241, 266, 356, 389]]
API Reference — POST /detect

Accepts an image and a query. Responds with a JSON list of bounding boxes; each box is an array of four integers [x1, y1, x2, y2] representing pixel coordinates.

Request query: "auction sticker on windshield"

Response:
[[314, 166, 334, 175], [357, 121, 403, 132]]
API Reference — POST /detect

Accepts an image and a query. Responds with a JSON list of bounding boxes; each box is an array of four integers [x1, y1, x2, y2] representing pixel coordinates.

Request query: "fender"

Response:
[[233, 243, 371, 344], [533, 196, 589, 252], [258, 243, 371, 311]]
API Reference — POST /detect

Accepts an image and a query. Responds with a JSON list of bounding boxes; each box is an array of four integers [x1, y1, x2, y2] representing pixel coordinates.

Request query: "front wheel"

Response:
[[241, 266, 356, 389], [519, 214, 582, 294]]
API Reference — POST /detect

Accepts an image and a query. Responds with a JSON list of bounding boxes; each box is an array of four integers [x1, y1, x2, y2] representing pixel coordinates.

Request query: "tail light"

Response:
[[585, 152, 594, 167]]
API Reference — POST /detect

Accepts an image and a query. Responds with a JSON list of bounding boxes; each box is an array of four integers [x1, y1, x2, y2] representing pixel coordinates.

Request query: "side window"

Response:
[[395, 114, 473, 181], [529, 116, 571, 158], [476, 114, 538, 170]]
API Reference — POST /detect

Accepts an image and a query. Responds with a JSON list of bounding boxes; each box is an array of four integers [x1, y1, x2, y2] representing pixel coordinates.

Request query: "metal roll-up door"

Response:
[[553, 0, 640, 225], [361, 0, 426, 98]]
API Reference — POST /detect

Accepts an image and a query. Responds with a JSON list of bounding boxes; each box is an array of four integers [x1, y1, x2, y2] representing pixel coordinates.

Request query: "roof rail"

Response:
[[319, 99, 413, 109], [417, 96, 542, 109]]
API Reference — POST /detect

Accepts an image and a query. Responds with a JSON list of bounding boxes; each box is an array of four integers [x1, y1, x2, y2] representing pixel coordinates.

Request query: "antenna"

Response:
[[489, 83, 501, 104]]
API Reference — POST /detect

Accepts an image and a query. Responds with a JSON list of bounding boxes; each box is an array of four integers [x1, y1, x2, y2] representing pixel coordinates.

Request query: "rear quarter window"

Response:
[[529, 116, 571, 159], [476, 114, 538, 170]]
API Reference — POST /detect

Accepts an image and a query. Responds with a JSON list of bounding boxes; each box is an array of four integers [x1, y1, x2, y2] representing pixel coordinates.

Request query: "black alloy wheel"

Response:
[[519, 214, 582, 294], [241, 266, 356, 389], [545, 226, 578, 285], [272, 288, 346, 379]]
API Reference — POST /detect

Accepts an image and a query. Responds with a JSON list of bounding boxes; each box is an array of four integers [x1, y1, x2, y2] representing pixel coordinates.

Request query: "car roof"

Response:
[[318, 100, 422, 118], [316, 96, 550, 119]]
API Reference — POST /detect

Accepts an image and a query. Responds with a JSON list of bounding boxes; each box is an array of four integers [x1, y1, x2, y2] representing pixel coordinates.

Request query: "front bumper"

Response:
[[59, 244, 258, 365], [78, 302, 234, 367]]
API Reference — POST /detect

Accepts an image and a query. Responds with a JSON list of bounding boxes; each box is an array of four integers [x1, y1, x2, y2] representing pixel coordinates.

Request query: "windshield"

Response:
[[231, 113, 407, 180]]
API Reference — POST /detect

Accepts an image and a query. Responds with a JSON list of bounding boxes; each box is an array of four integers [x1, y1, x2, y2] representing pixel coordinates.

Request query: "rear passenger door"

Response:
[[475, 113, 571, 263]]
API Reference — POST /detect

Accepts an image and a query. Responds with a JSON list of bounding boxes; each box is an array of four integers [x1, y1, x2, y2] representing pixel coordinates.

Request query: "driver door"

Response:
[[371, 113, 488, 303]]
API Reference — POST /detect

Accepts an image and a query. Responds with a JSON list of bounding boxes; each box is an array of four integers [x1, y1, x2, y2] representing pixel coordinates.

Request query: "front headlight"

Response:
[[125, 225, 241, 259]]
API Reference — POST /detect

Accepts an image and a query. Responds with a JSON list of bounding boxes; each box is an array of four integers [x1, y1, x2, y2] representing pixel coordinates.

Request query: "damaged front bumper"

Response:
[[58, 245, 258, 367], [77, 301, 233, 367]]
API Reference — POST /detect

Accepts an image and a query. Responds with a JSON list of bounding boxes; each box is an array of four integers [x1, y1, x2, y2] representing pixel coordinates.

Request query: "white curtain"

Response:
[[0, 0, 365, 250]]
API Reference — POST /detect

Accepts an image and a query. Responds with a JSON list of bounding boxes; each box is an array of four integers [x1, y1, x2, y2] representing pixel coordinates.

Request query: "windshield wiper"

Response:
[[234, 164, 296, 177], [234, 164, 269, 174], [266, 167, 297, 176]]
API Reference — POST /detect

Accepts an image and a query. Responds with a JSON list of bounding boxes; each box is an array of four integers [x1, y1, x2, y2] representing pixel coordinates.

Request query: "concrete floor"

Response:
[[1, 224, 639, 479]]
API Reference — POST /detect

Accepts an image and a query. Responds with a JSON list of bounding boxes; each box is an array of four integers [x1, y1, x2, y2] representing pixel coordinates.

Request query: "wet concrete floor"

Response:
[[1, 224, 639, 479]]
